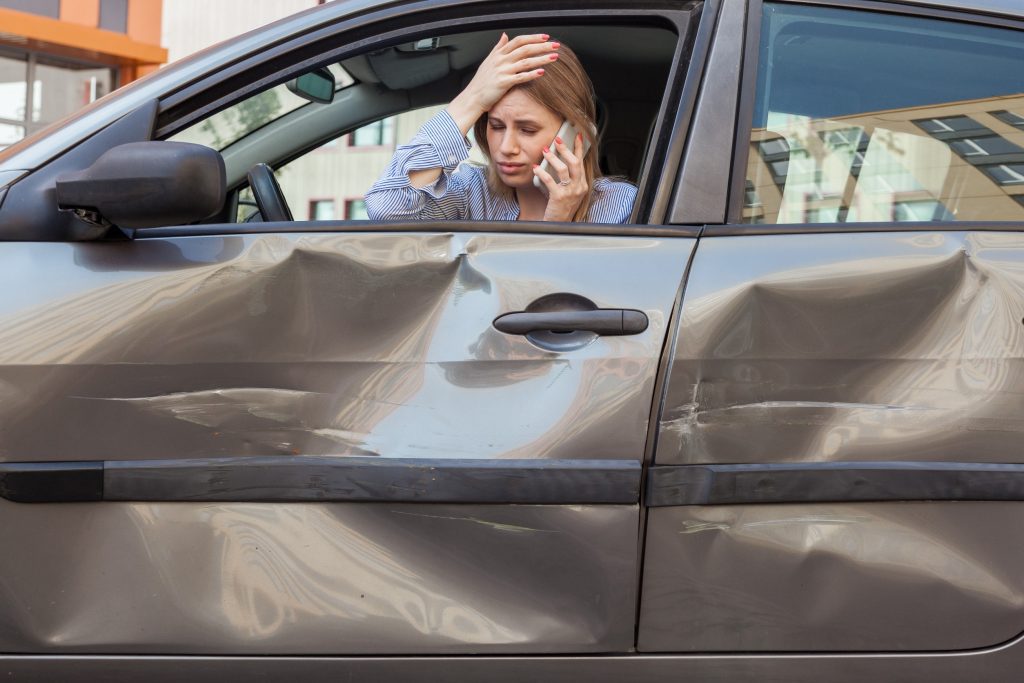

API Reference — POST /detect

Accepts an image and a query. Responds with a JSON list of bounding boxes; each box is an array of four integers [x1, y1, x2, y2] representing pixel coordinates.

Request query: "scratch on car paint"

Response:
[[390, 511, 559, 534]]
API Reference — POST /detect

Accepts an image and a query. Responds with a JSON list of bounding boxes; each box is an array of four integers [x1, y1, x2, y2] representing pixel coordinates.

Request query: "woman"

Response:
[[364, 33, 635, 223]]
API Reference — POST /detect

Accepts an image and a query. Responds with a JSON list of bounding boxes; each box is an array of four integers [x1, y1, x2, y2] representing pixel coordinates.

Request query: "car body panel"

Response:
[[657, 231, 1024, 467], [0, 231, 693, 653], [0, 501, 638, 654], [639, 230, 1024, 651]]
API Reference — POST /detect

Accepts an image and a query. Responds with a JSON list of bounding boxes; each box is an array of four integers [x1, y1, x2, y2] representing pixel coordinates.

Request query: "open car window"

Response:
[[169, 24, 679, 225]]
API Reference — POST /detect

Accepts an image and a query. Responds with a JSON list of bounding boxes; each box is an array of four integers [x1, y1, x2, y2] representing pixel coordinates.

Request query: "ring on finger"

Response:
[[558, 178, 571, 186]]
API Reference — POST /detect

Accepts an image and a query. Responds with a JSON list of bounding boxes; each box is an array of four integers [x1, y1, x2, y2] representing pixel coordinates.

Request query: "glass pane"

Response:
[[170, 65, 355, 151], [0, 122, 25, 149], [744, 4, 1024, 224], [0, 55, 27, 122], [309, 199, 335, 220], [350, 117, 395, 147], [273, 105, 447, 222], [32, 60, 112, 124], [346, 199, 368, 220]]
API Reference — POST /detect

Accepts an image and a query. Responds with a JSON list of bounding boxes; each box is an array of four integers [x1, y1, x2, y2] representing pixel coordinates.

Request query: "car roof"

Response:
[[895, 0, 1024, 18]]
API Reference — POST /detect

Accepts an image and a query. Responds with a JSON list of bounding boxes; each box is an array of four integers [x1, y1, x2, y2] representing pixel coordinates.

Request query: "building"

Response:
[[0, 0, 166, 149]]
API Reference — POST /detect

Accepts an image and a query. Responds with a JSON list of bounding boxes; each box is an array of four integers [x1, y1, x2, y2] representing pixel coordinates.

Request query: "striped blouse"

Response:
[[364, 110, 637, 224]]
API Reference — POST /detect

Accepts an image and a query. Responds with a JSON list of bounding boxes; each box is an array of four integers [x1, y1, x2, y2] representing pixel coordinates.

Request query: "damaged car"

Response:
[[1, 0, 1024, 680]]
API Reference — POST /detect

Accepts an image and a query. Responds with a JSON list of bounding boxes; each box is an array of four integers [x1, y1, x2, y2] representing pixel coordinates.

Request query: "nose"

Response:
[[498, 129, 519, 156]]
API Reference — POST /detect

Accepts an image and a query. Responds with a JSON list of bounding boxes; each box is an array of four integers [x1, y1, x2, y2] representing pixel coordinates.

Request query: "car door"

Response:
[[0, 0, 707, 658], [640, 0, 1024, 656]]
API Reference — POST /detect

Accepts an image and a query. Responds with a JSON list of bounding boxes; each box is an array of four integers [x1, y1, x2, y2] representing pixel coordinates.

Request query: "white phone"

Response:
[[533, 120, 593, 194]]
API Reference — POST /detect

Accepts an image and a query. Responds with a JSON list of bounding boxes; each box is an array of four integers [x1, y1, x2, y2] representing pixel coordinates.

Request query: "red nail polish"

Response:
[[543, 147, 549, 153], [537, 68, 545, 75], [555, 136, 563, 145], [551, 42, 561, 49], [541, 34, 549, 40], [533, 164, 539, 168], [549, 53, 559, 61]]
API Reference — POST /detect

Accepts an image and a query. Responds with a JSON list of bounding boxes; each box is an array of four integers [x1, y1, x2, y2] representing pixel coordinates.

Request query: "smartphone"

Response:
[[533, 120, 593, 194]]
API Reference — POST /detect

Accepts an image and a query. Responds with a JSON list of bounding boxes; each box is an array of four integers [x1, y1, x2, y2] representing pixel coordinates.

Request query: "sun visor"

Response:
[[367, 44, 451, 90]]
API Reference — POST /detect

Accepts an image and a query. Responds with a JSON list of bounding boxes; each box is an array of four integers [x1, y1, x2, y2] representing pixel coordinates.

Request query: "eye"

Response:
[[488, 121, 505, 130], [520, 128, 538, 135]]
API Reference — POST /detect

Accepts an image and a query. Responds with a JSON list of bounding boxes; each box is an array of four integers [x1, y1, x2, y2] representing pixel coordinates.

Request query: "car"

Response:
[[2, 0, 1024, 680]]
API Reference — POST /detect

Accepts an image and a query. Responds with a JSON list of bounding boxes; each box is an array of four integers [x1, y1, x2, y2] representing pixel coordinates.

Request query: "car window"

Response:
[[171, 64, 355, 151], [742, 4, 1024, 225], [166, 23, 679, 226], [235, 107, 492, 223]]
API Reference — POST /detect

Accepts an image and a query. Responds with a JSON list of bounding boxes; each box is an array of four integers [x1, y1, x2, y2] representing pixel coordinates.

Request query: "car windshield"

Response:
[[170, 63, 355, 151]]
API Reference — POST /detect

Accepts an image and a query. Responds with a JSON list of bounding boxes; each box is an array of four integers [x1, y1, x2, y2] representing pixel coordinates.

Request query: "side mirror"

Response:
[[55, 141, 225, 229], [286, 67, 335, 104]]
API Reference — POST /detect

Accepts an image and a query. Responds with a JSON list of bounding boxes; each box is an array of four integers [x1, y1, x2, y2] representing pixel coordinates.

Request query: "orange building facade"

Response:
[[0, 0, 166, 148]]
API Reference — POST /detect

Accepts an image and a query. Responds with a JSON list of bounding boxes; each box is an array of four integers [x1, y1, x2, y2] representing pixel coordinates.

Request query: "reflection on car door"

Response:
[[639, 1, 1024, 653], [0, 230, 693, 654]]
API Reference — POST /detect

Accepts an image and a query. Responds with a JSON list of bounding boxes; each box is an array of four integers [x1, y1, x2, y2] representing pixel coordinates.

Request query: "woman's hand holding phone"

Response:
[[534, 131, 589, 222]]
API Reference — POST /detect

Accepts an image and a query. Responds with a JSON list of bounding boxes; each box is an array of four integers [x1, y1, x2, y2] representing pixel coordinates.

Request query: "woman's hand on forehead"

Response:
[[446, 32, 560, 134]]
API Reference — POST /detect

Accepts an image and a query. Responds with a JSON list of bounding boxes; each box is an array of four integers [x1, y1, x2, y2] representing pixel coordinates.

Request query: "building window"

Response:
[[345, 199, 368, 219], [981, 163, 1024, 186], [308, 199, 335, 220], [914, 115, 988, 135], [0, 50, 114, 149], [949, 135, 1024, 157], [349, 118, 395, 147], [991, 110, 1024, 129]]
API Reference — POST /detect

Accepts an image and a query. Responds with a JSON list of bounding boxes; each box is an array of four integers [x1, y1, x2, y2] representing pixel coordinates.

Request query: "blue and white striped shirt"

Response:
[[365, 110, 636, 224]]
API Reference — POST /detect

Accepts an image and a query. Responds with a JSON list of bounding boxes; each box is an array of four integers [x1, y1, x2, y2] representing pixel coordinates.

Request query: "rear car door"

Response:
[[640, 0, 1024, 655], [0, 0, 705, 658]]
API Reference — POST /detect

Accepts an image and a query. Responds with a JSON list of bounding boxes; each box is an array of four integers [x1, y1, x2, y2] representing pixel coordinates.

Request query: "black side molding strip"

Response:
[[0, 457, 639, 504], [0, 461, 104, 503], [647, 462, 1024, 506]]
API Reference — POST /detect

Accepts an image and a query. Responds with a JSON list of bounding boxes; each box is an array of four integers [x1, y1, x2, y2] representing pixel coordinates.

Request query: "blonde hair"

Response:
[[473, 42, 601, 223]]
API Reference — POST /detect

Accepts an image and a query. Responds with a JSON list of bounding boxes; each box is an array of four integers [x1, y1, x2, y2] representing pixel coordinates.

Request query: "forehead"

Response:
[[488, 90, 560, 126]]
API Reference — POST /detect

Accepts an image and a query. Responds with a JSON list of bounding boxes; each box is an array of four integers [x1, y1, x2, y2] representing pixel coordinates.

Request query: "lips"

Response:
[[497, 162, 525, 174]]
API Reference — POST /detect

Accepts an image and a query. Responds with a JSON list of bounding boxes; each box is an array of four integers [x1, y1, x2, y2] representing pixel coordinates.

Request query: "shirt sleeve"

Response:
[[364, 110, 473, 221], [589, 179, 638, 224]]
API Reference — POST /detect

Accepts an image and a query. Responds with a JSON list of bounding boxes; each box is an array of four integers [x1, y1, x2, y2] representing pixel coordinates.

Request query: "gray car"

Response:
[[2, 0, 1024, 680]]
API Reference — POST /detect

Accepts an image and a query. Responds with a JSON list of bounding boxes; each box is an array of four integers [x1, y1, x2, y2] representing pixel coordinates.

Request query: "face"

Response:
[[485, 89, 562, 189]]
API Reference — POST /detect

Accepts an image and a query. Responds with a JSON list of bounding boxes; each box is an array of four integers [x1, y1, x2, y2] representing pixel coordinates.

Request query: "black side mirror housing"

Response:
[[55, 141, 225, 230], [286, 67, 335, 104]]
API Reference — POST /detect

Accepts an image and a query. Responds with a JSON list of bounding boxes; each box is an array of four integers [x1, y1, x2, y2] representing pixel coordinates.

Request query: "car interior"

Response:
[[169, 23, 680, 223]]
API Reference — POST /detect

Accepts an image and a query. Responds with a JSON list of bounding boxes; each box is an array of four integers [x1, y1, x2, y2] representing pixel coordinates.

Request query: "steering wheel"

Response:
[[246, 163, 293, 222]]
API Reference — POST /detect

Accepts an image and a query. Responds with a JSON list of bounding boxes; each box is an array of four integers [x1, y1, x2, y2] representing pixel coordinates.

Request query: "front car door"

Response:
[[0, 0, 707, 670]]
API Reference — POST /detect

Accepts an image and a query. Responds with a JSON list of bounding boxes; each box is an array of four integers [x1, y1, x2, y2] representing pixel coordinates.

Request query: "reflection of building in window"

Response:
[[745, 97, 1024, 225], [982, 164, 1024, 186], [350, 118, 395, 147], [990, 111, 1024, 130], [308, 199, 335, 220], [345, 199, 368, 220], [757, 137, 791, 190]]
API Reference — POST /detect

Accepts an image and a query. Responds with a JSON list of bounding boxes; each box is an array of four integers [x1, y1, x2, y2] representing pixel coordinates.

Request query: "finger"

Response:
[[532, 163, 559, 191], [512, 54, 559, 73], [503, 33, 551, 53], [507, 40, 560, 63], [553, 137, 579, 168], [506, 68, 545, 86], [574, 131, 585, 159], [542, 145, 570, 182]]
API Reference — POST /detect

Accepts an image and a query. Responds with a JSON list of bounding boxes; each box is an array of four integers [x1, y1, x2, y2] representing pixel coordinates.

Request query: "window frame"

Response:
[[147, 1, 704, 237], [720, 0, 1024, 235]]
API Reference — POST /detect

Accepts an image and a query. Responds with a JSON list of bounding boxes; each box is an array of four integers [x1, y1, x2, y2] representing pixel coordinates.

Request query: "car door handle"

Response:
[[493, 309, 648, 336]]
